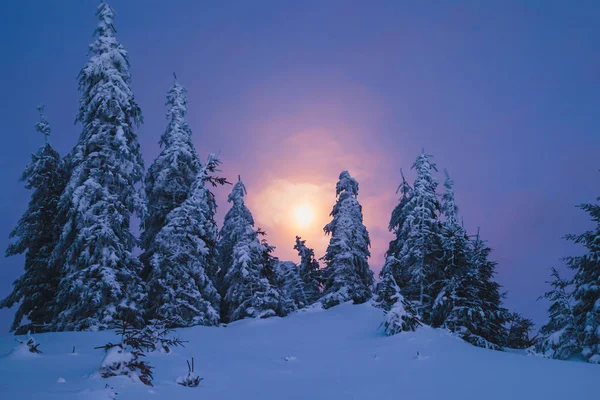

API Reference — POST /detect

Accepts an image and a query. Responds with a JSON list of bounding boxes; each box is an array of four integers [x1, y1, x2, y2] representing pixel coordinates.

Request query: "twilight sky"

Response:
[[0, 0, 598, 332]]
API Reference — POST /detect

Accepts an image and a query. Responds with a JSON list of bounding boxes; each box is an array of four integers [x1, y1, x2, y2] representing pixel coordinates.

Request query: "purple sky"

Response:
[[0, 0, 598, 332]]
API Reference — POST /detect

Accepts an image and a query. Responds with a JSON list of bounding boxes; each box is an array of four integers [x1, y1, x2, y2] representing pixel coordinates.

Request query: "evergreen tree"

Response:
[[219, 179, 279, 322], [274, 261, 307, 311], [506, 312, 535, 349], [461, 231, 509, 350], [535, 267, 577, 360], [257, 230, 296, 316], [51, 3, 146, 330], [1, 106, 66, 333], [140, 76, 201, 277], [145, 155, 226, 327], [320, 171, 373, 309], [431, 170, 471, 327], [565, 194, 600, 363], [375, 170, 412, 310], [389, 169, 413, 244], [430, 229, 508, 351], [294, 236, 321, 304], [395, 151, 441, 320], [382, 276, 420, 335], [217, 176, 253, 295]]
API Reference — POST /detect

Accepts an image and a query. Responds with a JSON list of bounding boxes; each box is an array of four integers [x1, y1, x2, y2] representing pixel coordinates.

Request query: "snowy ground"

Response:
[[0, 303, 596, 399]]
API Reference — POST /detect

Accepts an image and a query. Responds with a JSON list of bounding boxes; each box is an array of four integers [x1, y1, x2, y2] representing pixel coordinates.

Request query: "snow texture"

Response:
[[0, 303, 596, 399]]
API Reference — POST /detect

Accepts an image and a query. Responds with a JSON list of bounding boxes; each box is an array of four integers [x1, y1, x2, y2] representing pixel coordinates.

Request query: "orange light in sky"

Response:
[[294, 203, 315, 228]]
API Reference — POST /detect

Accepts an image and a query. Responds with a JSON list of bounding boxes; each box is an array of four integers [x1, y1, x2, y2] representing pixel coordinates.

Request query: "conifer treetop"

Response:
[[95, 2, 116, 42], [336, 170, 359, 198], [412, 150, 438, 181], [228, 176, 248, 207], [442, 169, 459, 224], [35, 105, 51, 144], [161, 76, 191, 148], [78, 1, 141, 129], [396, 168, 411, 198]]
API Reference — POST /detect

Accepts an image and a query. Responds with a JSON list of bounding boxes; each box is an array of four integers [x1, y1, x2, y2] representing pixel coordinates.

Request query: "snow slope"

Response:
[[0, 303, 596, 399]]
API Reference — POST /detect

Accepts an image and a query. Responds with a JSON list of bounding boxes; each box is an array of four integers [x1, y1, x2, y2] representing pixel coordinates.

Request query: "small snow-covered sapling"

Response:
[[176, 358, 203, 387], [141, 319, 187, 353], [95, 319, 154, 386]]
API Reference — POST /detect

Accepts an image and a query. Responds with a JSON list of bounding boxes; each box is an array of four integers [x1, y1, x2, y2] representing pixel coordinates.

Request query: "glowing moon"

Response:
[[294, 204, 315, 228]]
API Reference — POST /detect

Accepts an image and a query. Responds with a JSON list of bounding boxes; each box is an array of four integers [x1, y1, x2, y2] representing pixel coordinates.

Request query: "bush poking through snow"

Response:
[[384, 299, 421, 335], [95, 319, 154, 386], [176, 358, 203, 387], [14, 332, 42, 354], [104, 384, 118, 400]]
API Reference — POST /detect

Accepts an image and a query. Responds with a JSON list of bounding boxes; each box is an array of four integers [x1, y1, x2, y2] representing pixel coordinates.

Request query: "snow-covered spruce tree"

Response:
[[51, 3, 146, 330], [275, 260, 308, 311], [565, 194, 600, 363], [219, 178, 279, 322], [217, 176, 254, 295], [294, 236, 321, 304], [506, 312, 535, 349], [0, 106, 66, 333], [382, 276, 420, 335], [320, 171, 373, 309], [258, 231, 303, 315], [140, 76, 201, 277], [535, 267, 577, 359], [376, 169, 413, 311], [395, 151, 441, 321], [431, 170, 471, 327], [461, 231, 509, 350], [145, 155, 226, 327]]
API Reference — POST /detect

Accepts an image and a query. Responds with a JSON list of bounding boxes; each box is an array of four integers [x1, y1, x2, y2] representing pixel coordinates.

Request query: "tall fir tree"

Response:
[[217, 176, 253, 297], [460, 230, 509, 350], [51, 3, 146, 330], [145, 155, 225, 327], [376, 170, 413, 310], [320, 171, 373, 309], [535, 267, 577, 359], [565, 193, 600, 363], [294, 236, 321, 304], [1, 106, 66, 333], [431, 170, 471, 327], [219, 179, 279, 322], [140, 76, 201, 277], [395, 151, 441, 320]]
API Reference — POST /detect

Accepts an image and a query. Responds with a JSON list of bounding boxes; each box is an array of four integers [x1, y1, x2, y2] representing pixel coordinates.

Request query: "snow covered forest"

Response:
[[0, 2, 598, 397]]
